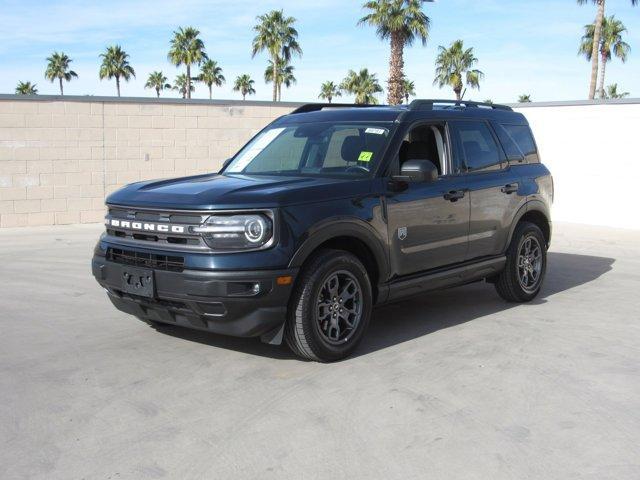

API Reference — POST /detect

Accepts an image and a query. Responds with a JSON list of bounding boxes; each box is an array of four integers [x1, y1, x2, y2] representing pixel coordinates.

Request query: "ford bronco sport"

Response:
[[92, 99, 553, 362]]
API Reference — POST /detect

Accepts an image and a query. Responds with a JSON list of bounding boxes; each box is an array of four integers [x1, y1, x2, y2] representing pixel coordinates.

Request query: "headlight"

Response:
[[191, 213, 274, 250]]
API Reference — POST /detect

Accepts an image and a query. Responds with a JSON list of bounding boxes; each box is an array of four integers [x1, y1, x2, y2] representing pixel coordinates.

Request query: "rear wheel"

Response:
[[495, 221, 547, 302], [285, 249, 372, 362]]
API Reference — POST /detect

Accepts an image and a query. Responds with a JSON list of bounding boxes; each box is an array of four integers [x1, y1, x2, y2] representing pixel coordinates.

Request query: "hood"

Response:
[[106, 173, 373, 210]]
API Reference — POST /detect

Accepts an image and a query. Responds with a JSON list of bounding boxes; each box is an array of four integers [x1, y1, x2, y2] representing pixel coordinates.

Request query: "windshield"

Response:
[[224, 122, 393, 177]]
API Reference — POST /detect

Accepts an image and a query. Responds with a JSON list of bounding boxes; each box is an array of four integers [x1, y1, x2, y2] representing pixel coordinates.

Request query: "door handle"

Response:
[[501, 184, 518, 194], [443, 189, 465, 202]]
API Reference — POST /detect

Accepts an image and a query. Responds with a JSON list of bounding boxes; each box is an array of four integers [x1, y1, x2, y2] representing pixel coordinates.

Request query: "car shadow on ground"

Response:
[[152, 252, 614, 360], [356, 252, 614, 357]]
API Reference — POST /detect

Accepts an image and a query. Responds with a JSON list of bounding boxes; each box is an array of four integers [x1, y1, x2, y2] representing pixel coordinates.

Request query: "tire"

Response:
[[495, 221, 547, 303], [285, 249, 373, 362]]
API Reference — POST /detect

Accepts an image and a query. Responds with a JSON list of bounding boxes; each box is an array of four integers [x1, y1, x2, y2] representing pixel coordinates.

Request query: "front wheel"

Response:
[[495, 221, 547, 302], [285, 249, 372, 362]]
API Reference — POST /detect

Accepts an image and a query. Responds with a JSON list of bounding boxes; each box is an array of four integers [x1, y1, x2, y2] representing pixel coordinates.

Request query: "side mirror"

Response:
[[399, 159, 438, 183], [220, 158, 232, 173]]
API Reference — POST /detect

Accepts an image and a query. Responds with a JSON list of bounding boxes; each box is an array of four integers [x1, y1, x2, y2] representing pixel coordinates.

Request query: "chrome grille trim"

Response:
[[105, 204, 210, 252], [103, 204, 278, 253]]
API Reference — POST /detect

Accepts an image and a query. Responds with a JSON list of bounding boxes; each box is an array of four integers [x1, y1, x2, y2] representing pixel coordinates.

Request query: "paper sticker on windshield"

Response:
[[358, 151, 373, 162], [365, 127, 387, 135]]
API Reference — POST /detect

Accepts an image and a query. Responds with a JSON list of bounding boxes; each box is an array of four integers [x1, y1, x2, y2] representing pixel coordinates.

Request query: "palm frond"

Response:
[[15, 81, 37, 95], [433, 40, 482, 96], [99, 45, 135, 81]]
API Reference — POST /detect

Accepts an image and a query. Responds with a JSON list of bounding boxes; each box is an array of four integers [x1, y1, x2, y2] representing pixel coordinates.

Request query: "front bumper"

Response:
[[92, 256, 297, 340]]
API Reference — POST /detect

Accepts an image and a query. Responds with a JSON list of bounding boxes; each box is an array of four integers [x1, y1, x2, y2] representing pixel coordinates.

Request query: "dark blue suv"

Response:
[[92, 99, 553, 361]]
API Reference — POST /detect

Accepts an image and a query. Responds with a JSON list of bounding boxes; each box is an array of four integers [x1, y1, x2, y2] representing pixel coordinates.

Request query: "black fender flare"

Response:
[[288, 218, 390, 283], [504, 200, 551, 251]]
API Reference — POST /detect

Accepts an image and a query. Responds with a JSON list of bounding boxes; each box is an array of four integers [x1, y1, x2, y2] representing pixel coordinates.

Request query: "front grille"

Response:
[[104, 205, 209, 251], [107, 206, 205, 224], [108, 247, 185, 272]]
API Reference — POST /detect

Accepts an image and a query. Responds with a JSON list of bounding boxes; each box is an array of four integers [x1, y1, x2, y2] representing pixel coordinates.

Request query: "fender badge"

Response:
[[398, 227, 407, 241]]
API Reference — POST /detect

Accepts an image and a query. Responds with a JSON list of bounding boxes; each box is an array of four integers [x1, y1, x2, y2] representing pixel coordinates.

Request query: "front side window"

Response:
[[224, 122, 393, 177], [450, 120, 502, 172], [398, 123, 448, 175]]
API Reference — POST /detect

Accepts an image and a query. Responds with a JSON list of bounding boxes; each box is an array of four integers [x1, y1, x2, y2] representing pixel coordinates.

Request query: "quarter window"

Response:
[[450, 121, 502, 171], [499, 124, 539, 163]]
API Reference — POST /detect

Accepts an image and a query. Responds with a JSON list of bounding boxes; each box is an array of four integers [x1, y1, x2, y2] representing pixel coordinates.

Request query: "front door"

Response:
[[386, 176, 470, 276], [385, 122, 470, 277]]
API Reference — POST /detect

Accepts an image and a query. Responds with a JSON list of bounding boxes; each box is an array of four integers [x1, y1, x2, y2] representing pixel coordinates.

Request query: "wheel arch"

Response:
[[288, 220, 389, 303], [506, 200, 551, 250]]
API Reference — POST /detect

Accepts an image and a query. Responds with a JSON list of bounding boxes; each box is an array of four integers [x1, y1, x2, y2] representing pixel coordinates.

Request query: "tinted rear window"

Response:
[[450, 120, 503, 171], [496, 124, 539, 163]]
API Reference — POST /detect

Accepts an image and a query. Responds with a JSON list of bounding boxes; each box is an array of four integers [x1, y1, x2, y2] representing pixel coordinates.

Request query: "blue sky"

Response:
[[1, 0, 638, 102]]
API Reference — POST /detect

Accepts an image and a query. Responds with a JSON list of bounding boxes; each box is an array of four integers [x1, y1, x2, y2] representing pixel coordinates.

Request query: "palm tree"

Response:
[[518, 94, 532, 103], [233, 74, 256, 100], [577, 0, 637, 100], [198, 60, 225, 100], [340, 68, 383, 104], [173, 73, 194, 98], [264, 58, 296, 101], [579, 16, 630, 99], [359, 0, 432, 105], [401, 77, 416, 104], [44, 52, 77, 95], [168, 27, 207, 99], [15, 81, 38, 95], [604, 83, 630, 99], [433, 40, 483, 101], [145, 71, 171, 97], [99, 45, 135, 97], [318, 81, 342, 103], [252, 10, 302, 102]]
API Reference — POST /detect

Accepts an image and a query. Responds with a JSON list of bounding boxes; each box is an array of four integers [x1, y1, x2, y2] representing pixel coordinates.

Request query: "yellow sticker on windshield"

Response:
[[358, 151, 373, 162]]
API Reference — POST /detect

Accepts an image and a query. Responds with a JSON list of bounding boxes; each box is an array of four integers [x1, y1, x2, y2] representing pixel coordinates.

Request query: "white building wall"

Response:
[[513, 102, 640, 230]]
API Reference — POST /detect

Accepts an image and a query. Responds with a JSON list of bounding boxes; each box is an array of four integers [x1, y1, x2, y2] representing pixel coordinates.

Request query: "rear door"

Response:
[[449, 120, 524, 260]]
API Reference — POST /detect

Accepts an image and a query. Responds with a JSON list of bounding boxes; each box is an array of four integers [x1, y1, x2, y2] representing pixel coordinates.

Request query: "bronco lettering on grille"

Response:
[[107, 218, 186, 234]]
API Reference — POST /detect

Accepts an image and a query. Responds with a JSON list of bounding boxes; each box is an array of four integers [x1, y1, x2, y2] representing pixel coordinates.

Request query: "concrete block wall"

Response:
[[2, 95, 640, 229], [0, 95, 298, 228]]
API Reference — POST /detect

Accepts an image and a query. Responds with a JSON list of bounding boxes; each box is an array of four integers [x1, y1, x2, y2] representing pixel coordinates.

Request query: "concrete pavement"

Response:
[[1, 222, 639, 479]]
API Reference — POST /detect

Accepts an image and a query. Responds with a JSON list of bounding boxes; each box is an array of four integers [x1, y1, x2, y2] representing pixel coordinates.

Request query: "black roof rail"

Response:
[[290, 103, 380, 114], [409, 99, 513, 112]]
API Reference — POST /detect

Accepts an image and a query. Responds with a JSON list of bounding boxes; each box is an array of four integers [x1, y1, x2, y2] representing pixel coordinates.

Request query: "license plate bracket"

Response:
[[121, 267, 154, 298]]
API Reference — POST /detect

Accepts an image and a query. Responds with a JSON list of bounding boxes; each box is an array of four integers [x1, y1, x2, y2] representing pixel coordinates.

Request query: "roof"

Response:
[[276, 106, 404, 124], [276, 99, 527, 125]]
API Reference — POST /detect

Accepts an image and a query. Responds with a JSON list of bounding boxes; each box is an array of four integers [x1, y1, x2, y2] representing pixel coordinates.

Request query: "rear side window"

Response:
[[450, 121, 503, 172], [497, 124, 539, 163]]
